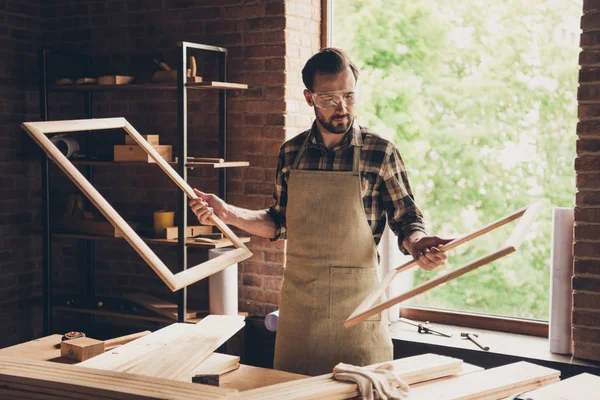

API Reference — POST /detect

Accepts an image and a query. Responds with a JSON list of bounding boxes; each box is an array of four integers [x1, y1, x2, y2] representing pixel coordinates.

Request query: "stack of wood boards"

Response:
[[79, 315, 244, 382], [518, 372, 600, 400], [240, 355, 560, 400], [241, 353, 463, 399], [0, 356, 238, 399]]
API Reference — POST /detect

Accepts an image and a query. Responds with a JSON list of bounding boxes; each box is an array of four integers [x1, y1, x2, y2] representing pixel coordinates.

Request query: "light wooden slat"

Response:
[[0, 356, 238, 400], [406, 361, 559, 400], [79, 316, 245, 382], [123, 337, 217, 378], [22, 118, 126, 134], [240, 354, 463, 400], [79, 323, 193, 370], [345, 201, 543, 327], [518, 373, 600, 400]]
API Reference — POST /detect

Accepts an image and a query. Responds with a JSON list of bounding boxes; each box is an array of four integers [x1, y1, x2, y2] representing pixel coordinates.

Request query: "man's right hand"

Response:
[[188, 188, 229, 225]]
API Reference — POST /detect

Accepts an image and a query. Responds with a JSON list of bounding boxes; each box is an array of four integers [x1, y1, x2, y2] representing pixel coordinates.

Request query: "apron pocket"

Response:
[[329, 266, 381, 321]]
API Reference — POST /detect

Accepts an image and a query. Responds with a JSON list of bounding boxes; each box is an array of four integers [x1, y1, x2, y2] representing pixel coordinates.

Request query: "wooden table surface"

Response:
[[0, 334, 306, 391]]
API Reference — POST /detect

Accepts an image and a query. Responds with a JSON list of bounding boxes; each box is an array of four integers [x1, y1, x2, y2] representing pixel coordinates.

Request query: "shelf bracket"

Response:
[[22, 117, 253, 292]]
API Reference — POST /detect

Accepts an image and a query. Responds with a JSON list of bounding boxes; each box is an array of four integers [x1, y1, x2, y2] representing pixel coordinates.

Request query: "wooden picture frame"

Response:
[[22, 117, 253, 292], [345, 201, 543, 328]]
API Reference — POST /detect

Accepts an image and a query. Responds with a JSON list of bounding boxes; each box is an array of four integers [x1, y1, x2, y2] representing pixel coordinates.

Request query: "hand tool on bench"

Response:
[[61, 330, 151, 362], [461, 332, 489, 351], [399, 317, 453, 337]]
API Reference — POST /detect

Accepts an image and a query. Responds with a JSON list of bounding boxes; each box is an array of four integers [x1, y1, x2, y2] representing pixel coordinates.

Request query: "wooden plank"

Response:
[[0, 356, 238, 400], [518, 373, 600, 400], [345, 201, 543, 327], [0, 335, 63, 362], [240, 353, 463, 400], [78, 323, 192, 370], [79, 316, 245, 381], [406, 361, 559, 400], [221, 365, 307, 392]]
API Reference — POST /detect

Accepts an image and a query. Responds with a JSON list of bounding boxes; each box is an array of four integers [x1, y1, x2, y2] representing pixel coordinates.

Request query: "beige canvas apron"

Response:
[[273, 133, 393, 376]]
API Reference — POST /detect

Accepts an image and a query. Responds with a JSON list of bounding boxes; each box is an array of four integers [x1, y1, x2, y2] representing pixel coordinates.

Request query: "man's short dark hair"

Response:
[[302, 48, 359, 91]]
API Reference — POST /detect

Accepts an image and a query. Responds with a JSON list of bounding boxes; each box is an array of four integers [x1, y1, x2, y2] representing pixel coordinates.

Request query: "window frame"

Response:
[[324, 0, 552, 337]]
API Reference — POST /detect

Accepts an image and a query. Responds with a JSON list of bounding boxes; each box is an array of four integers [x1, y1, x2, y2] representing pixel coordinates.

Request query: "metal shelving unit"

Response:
[[38, 41, 247, 335]]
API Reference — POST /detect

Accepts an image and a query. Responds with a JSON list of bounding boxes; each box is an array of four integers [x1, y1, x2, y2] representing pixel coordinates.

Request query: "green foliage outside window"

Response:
[[333, 0, 579, 320]]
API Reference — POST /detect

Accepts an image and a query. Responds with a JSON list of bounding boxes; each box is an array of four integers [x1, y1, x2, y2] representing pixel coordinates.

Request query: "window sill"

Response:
[[390, 319, 600, 378]]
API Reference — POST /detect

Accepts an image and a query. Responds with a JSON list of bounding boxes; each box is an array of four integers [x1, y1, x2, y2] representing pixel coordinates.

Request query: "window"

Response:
[[332, 0, 579, 322]]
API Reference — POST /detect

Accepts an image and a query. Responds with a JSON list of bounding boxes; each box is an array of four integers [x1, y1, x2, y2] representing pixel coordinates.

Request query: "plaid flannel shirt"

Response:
[[266, 120, 428, 253]]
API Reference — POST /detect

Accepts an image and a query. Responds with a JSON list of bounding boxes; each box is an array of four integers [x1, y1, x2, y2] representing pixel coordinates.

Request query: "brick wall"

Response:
[[574, 0, 600, 362], [0, 0, 321, 346], [0, 1, 43, 348]]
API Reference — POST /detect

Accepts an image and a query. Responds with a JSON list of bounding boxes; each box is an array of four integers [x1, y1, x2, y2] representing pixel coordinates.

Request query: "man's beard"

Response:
[[315, 109, 352, 134]]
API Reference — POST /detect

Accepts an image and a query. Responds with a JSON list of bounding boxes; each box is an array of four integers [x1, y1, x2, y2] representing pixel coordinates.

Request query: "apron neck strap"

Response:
[[291, 130, 362, 174]]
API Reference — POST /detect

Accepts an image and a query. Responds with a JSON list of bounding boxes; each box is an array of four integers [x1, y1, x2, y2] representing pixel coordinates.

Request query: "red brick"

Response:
[[244, 167, 265, 182], [580, 51, 600, 66], [247, 16, 285, 31], [242, 274, 263, 288], [574, 241, 600, 257], [573, 309, 600, 326], [576, 155, 600, 171], [577, 139, 600, 153], [245, 31, 265, 46], [265, 2, 285, 16], [578, 104, 600, 119], [245, 100, 286, 113], [576, 224, 600, 240], [573, 276, 600, 292], [574, 292, 600, 308], [239, 300, 265, 315], [265, 86, 285, 99], [584, 1, 600, 14], [244, 72, 285, 86], [580, 67, 600, 83], [245, 45, 285, 58], [573, 341, 600, 362], [222, 5, 264, 19], [573, 327, 600, 342], [265, 58, 286, 71], [576, 207, 600, 222], [577, 174, 600, 189], [582, 13, 600, 31]]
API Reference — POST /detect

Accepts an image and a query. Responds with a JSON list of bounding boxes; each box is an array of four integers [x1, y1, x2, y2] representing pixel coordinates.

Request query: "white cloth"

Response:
[[333, 362, 410, 400]]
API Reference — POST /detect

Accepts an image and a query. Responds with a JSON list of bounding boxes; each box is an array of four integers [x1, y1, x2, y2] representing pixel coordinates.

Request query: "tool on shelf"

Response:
[[398, 317, 453, 338], [461, 332, 490, 351]]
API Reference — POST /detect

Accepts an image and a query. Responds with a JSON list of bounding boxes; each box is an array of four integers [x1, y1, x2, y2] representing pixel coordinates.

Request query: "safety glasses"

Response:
[[310, 88, 358, 109]]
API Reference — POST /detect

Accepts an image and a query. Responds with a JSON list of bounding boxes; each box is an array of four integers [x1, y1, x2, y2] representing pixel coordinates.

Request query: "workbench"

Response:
[[0, 330, 598, 399], [0, 334, 306, 391]]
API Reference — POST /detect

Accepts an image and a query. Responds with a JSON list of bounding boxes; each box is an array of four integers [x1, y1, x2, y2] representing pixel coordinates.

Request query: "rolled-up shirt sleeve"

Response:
[[381, 145, 428, 254], [266, 146, 288, 241]]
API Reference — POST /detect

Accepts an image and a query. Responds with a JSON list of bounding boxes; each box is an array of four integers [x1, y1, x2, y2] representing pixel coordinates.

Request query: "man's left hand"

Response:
[[404, 233, 454, 271]]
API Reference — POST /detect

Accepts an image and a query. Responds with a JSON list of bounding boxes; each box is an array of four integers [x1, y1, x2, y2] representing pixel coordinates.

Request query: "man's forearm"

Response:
[[224, 206, 277, 239]]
